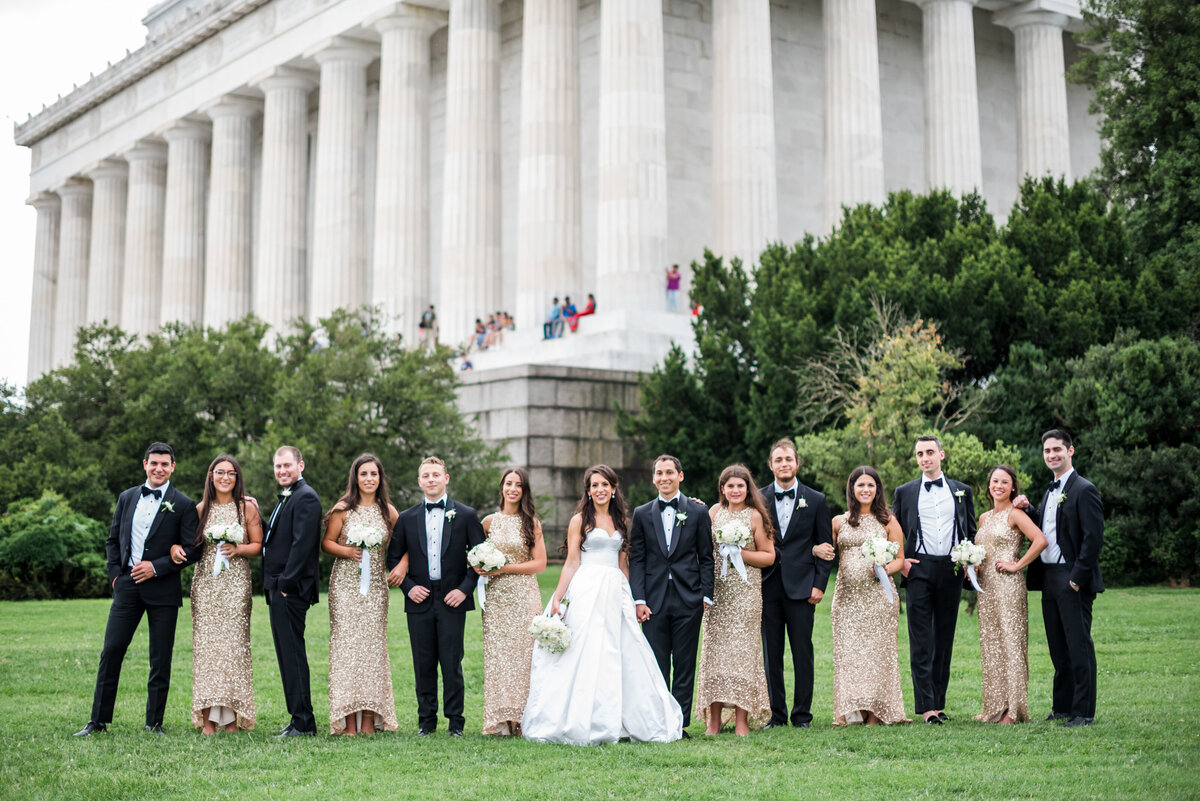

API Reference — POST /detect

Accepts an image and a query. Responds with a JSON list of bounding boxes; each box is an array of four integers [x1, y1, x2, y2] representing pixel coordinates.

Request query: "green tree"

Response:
[[0, 492, 109, 600]]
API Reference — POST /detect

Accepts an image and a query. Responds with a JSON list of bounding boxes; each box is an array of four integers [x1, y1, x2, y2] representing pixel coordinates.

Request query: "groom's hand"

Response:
[[444, 589, 467, 608], [636, 604, 651, 622], [130, 561, 156, 583], [901, 558, 919, 578], [808, 588, 824, 605], [387, 563, 407, 587], [408, 585, 431, 603]]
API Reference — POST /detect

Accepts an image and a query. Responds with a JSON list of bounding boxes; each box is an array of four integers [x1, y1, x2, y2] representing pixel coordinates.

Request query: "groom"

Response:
[[387, 456, 484, 736], [893, 435, 976, 724], [629, 454, 714, 733]]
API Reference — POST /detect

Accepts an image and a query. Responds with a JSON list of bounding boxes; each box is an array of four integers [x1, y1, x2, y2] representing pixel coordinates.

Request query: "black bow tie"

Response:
[[924, 478, 944, 492], [1049, 479, 1061, 491], [141, 487, 162, 500], [425, 500, 446, 512], [658, 497, 679, 510], [775, 488, 795, 500]]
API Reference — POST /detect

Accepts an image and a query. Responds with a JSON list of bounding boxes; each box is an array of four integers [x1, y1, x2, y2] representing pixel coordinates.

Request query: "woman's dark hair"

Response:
[[574, 464, 630, 555], [327, 453, 392, 529], [845, 465, 892, 528], [717, 463, 775, 541], [195, 454, 246, 546], [499, 467, 539, 551], [987, 464, 1020, 503]]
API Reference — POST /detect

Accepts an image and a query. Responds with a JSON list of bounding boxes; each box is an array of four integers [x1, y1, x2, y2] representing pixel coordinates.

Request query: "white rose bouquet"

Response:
[[529, 612, 572, 654], [714, 518, 753, 583], [344, 523, 386, 596], [204, 523, 244, 577], [951, 540, 988, 594], [468, 541, 508, 610], [859, 536, 899, 603]]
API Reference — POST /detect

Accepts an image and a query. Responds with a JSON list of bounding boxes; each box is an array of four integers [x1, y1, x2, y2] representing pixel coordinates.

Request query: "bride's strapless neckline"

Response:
[[587, 528, 620, 539]]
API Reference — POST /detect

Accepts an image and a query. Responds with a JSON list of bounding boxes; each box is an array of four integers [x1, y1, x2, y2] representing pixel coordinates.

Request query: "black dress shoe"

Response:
[[924, 716, 943, 725], [680, 730, 692, 739], [279, 723, 295, 734], [276, 726, 315, 738], [144, 724, 167, 735], [937, 712, 949, 722], [416, 728, 435, 736], [448, 729, 464, 737], [761, 721, 781, 730], [73, 722, 106, 737], [793, 721, 811, 729], [1044, 712, 1070, 721], [1062, 716, 1094, 728]]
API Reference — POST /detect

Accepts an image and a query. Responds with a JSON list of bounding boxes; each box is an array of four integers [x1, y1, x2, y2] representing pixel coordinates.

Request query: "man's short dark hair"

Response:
[[915, 434, 943, 450], [275, 445, 303, 463], [653, 454, 682, 472], [768, 438, 799, 461], [145, 442, 175, 462], [1041, 429, 1073, 448]]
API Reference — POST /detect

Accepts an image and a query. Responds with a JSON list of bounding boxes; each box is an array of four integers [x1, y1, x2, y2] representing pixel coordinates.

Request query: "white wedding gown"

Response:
[[522, 530, 684, 745]]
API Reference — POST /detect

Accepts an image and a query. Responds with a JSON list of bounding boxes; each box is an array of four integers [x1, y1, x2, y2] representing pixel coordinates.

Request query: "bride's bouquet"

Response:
[[714, 518, 753, 583], [860, 536, 899, 603], [344, 523, 386, 596], [468, 541, 508, 611], [951, 540, 987, 594], [529, 606, 572, 654], [204, 523, 244, 577]]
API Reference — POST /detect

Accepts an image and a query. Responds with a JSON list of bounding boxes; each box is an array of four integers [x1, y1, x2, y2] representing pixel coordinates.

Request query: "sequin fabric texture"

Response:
[[974, 507, 1031, 722]]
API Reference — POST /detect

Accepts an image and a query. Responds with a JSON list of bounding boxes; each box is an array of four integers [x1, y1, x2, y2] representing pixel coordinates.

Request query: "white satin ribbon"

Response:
[[718, 543, 749, 583], [358, 549, 371, 596], [212, 548, 230, 577], [874, 564, 895, 603], [477, 575, 489, 611], [966, 564, 985, 594]]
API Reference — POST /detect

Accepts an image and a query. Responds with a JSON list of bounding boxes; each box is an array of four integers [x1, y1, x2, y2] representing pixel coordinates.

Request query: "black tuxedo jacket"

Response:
[[628, 497, 715, 613], [105, 484, 198, 607], [758, 483, 834, 600], [262, 479, 323, 604], [387, 498, 484, 614], [1027, 472, 1105, 593], [892, 477, 977, 586]]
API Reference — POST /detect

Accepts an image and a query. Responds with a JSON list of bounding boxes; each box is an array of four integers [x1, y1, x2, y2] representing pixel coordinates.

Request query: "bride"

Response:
[[522, 465, 684, 745]]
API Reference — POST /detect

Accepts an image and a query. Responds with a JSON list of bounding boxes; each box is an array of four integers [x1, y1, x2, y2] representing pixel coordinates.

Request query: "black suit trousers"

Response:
[[760, 579, 815, 726], [90, 574, 178, 726], [642, 580, 703, 727], [1040, 566, 1097, 718], [267, 589, 315, 731], [905, 555, 962, 715], [406, 583, 467, 732]]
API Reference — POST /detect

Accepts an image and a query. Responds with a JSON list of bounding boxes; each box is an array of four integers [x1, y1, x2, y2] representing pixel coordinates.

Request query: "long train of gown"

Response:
[[522, 530, 683, 745]]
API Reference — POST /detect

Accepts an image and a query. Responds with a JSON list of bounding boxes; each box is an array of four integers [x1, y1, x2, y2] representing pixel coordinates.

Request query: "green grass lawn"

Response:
[[1, 569, 1197, 800]]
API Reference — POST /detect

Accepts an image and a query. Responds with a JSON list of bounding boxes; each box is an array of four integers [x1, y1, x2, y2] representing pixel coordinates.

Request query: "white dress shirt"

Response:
[[773, 481, 797, 539], [130, 481, 169, 570], [425, 494, 447, 580], [658, 492, 681, 551], [916, 474, 956, 556], [1040, 468, 1073, 564]]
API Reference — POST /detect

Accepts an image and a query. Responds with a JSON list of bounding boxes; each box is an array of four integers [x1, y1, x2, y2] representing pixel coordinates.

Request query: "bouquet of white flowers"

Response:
[[205, 523, 245, 576], [951, 540, 988, 594], [344, 523, 386, 596], [859, 536, 899, 603], [529, 612, 572, 654], [714, 518, 753, 583], [467, 541, 508, 610]]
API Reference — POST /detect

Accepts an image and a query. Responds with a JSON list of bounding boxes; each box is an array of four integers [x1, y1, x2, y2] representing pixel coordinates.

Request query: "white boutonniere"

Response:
[[446, 509, 457, 521], [280, 488, 293, 500], [675, 511, 688, 526], [796, 498, 808, 509], [954, 489, 965, 503], [1058, 493, 1068, 506], [160, 500, 175, 513]]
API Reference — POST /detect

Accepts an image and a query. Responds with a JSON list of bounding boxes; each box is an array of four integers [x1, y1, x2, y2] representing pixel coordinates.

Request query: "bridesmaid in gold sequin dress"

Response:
[[476, 468, 547, 735], [187, 455, 262, 733], [829, 466, 910, 726], [697, 464, 775, 735], [975, 465, 1047, 724], [322, 454, 400, 735]]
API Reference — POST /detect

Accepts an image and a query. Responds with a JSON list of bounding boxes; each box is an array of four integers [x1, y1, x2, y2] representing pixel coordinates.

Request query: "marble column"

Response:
[[712, 0, 778, 268], [121, 141, 169, 337], [84, 160, 128, 325], [53, 179, 92, 367], [254, 69, 315, 333], [596, 0, 668, 313], [996, 8, 1072, 179], [310, 38, 377, 321], [371, 6, 445, 342], [439, 0, 501, 343], [824, 0, 886, 230], [204, 97, 260, 328], [515, 0, 581, 331], [161, 120, 211, 326], [27, 192, 60, 381], [917, 0, 983, 194]]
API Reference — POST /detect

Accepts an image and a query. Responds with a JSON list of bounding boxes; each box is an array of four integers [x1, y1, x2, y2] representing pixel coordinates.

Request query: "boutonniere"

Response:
[[796, 498, 808, 510], [954, 489, 965, 503], [446, 509, 457, 521], [675, 511, 688, 526], [1058, 493, 1068, 506], [160, 500, 175, 513], [280, 488, 293, 500]]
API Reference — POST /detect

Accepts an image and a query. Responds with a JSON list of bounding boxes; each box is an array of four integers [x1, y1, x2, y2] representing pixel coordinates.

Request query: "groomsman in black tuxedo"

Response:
[[758, 438, 834, 729], [386, 456, 484, 736], [1025, 429, 1104, 727], [75, 443, 198, 736], [893, 435, 976, 724], [629, 455, 714, 733], [261, 445, 322, 737]]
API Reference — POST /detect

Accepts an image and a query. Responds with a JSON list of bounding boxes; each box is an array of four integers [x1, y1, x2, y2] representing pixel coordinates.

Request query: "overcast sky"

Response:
[[0, 0, 151, 390]]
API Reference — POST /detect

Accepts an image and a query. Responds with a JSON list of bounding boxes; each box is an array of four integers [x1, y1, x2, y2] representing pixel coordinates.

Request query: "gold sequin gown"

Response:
[[190, 501, 255, 729], [831, 513, 910, 725], [481, 513, 543, 735], [696, 506, 771, 729], [327, 503, 398, 734], [974, 507, 1031, 722]]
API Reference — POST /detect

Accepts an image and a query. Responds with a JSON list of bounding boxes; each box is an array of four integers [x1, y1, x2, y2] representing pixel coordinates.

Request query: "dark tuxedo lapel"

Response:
[[119, 489, 137, 565], [905, 483, 921, 541], [759, 486, 782, 535], [949, 480, 966, 542], [441, 499, 456, 557], [649, 504, 669, 557], [1057, 472, 1080, 558], [784, 491, 807, 541], [144, 485, 175, 545], [412, 503, 430, 561]]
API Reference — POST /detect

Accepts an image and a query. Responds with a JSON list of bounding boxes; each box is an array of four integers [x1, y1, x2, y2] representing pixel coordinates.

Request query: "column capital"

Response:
[[53, 177, 93, 197], [911, 0, 976, 8], [122, 139, 169, 163], [203, 94, 263, 120], [84, 158, 129, 181], [993, 3, 1072, 32], [26, 191, 60, 210], [251, 65, 319, 93], [161, 117, 213, 143], [368, 2, 447, 35], [307, 36, 379, 65]]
